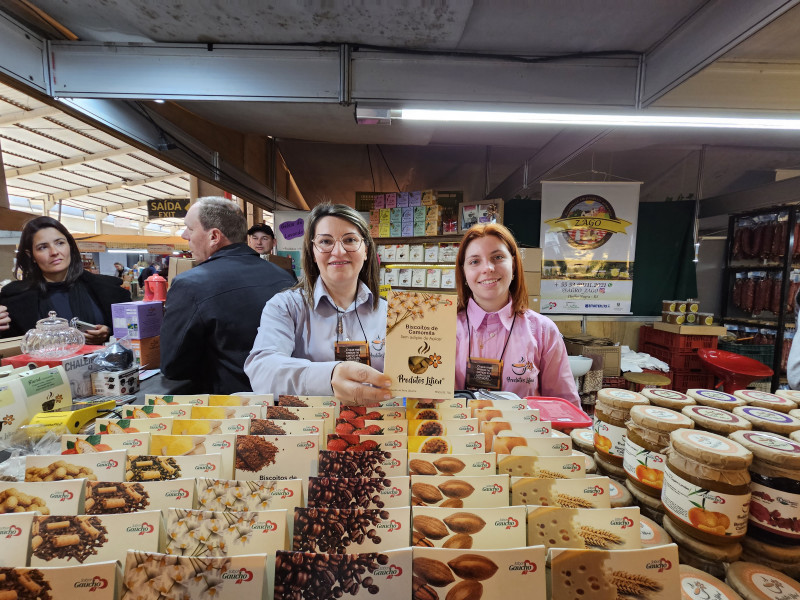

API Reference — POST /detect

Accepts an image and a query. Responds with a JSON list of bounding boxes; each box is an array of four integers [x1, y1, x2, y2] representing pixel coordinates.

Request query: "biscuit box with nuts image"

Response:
[[274, 547, 412, 600], [171, 418, 250, 436], [410, 475, 511, 509], [490, 432, 571, 456], [96, 417, 173, 435], [0, 560, 121, 600], [145, 394, 209, 406], [527, 506, 641, 551], [30, 510, 163, 566], [250, 419, 326, 447], [306, 477, 411, 510], [122, 550, 267, 600], [263, 406, 336, 435], [61, 433, 151, 455], [318, 450, 408, 478], [511, 476, 612, 508], [412, 505, 527, 549], [412, 545, 545, 600], [190, 405, 261, 420], [293, 507, 411, 553], [84, 479, 195, 516], [25, 450, 128, 483], [0, 480, 85, 515], [408, 420, 480, 437], [326, 434, 408, 453], [277, 395, 339, 409], [474, 408, 540, 424], [233, 435, 320, 482], [407, 399, 468, 410], [195, 478, 304, 513], [548, 543, 680, 600], [407, 408, 471, 421], [125, 454, 223, 482], [408, 453, 497, 477], [0, 512, 35, 567], [150, 434, 237, 479], [497, 454, 586, 479], [407, 435, 485, 454]]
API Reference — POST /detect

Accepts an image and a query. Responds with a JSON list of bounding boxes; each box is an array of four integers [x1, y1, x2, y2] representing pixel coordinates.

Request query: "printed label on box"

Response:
[[407, 435, 485, 454], [96, 418, 173, 435], [497, 454, 586, 479], [511, 476, 612, 508], [410, 474, 510, 508], [317, 450, 407, 478], [0, 480, 84, 515], [412, 505, 527, 548], [85, 479, 195, 515], [125, 454, 222, 481], [8, 560, 120, 600], [408, 453, 496, 476], [171, 418, 250, 435], [26, 450, 127, 482], [190, 405, 261, 420], [527, 506, 641, 550], [234, 435, 320, 482], [0, 512, 34, 567], [146, 394, 209, 406], [62, 433, 150, 454], [307, 477, 410, 509], [326, 434, 408, 452], [196, 478, 304, 513]]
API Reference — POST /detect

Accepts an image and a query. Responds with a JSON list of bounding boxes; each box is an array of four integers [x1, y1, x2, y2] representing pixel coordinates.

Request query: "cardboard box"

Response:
[[409, 474, 510, 508], [397, 193, 409, 208], [407, 399, 468, 410], [111, 301, 163, 340], [191, 405, 262, 420], [370, 224, 380, 237], [489, 430, 570, 456], [379, 208, 390, 223], [409, 191, 422, 206], [511, 475, 613, 508], [523, 271, 541, 295], [0, 480, 85, 515], [2, 347, 104, 398], [0, 512, 35, 566], [497, 454, 586, 479], [263, 406, 336, 435], [474, 408, 540, 424], [211, 393, 273, 407], [374, 195, 385, 209], [424, 220, 440, 236], [519, 247, 542, 272], [62, 433, 151, 454], [468, 398, 529, 415], [96, 417, 173, 435], [326, 434, 407, 452], [307, 477, 410, 509], [171, 418, 250, 435], [85, 479, 195, 515], [130, 336, 160, 369], [151, 434, 236, 479], [412, 505, 527, 548], [25, 450, 128, 482], [409, 244, 424, 262], [411, 269, 426, 288], [385, 193, 397, 209], [167, 257, 195, 285], [564, 339, 621, 377], [407, 407, 471, 420], [413, 221, 426, 237], [250, 419, 325, 446], [398, 268, 412, 287], [294, 507, 410, 552], [652, 321, 727, 336], [401, 222, 414, 237], [92, 365, 140, 396], [195, 478, 304, 512], [390, 207, 403, 223], [126, 453, 223, 481], [407, 419, 479, 436], [369, 210, 380, 224], [379, 223, 391, 237], [7, 561, 121, 600], [234, 435, 320, 482], [389, 222, 401, 237], [527, 505, 641, 550], [145, 394, 209, 405], [407, 452, 497, 476], [318, 450, 407, 478]]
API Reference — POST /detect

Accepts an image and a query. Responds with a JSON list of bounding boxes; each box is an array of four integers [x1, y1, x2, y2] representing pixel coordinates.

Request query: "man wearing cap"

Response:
[[248, 223, 275, 256]]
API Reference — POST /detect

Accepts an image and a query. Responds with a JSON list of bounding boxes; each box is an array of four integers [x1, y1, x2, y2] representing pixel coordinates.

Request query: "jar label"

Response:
[[689, 406, 739, 422], [741, 407, 794, 423], [623, 437, 666, 490], [750, 570, 800, 598], [648, 389, 688, 401], [574, 430, 594, 444], [662, 465, 750, 538], [593, 417, 626, 459], [686, 431, 740, 453], [750, 482, 800, 540], [640, 520, 654, 542], [695, 390, 737, 402], [742, 431, 800, 454], [640, 406, 682, 421], [680, 577, 734, 599]]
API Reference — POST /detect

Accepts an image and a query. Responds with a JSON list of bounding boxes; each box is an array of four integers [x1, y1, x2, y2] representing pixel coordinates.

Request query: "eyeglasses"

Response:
[[313, 234, 364, 253]]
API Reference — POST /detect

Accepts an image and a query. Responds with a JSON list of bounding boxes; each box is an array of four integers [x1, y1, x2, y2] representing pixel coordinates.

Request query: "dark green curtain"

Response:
[[503, 197, 697, 315]]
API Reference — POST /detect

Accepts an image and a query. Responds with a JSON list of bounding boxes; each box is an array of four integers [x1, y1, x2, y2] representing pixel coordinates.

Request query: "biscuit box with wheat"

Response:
[[317, 450, 408, 478], [408, 434, 485, 454], [0, 480, 85, 515], [2, 560, 121, 600], [234, 435, 320, 482], [277, 395, 339, 409], [412, 505, 527, 549], [145, 394, 209, 406], [264, 405, 336, 435], [527, 506, 641, 551], [548, 544, 680, 600], [410, 475, 511, 508], [150, 434, 236, 479], [293, 507, 411, 553], [326, 434, 407, 452], [170, 418, 250, 435], [0, 512, 35, 567], [498, 454, 587, 479], [511, 476, 613, 508], [121, 550, 267, 600], [195, 478, 304, 513], [96, 417, 174, 435], [408, 453, 497, 477], [30, 510, 163, 566], [125, 454, 223, 482], [84, 479, 195, 516], [306, 476, 411, 509], [190, 405, 262, 420], [412, 545, 545, 600], [61, 433, 151, 454], [25, 450, 127, 482]]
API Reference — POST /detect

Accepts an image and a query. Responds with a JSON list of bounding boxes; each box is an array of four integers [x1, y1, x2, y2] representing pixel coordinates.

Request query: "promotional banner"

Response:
[[540, 181, 640, 314], [274, 210, 309, 278]]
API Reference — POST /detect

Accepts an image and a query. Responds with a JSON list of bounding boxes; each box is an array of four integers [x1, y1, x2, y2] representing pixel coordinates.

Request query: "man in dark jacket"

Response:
[[160, 197, 295, 393]]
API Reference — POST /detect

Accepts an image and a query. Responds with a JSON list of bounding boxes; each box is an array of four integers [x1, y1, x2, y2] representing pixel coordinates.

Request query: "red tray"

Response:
[[525, 396, 592, 432]]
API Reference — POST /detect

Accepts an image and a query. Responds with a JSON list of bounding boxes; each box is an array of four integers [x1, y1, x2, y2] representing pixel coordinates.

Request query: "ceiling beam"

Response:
[[4, 146, 135, 178], [0, 105, 60, 125], [699, 175, 800, 218], [32, 172, 184, 203], [640, 0, 800, 107]]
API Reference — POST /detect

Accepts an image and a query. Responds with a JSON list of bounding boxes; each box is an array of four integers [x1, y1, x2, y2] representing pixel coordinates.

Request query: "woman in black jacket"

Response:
[[0, 216, 130, 343]]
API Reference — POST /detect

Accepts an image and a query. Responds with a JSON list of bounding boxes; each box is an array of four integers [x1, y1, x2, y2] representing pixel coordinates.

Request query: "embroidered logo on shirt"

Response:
[[510, 356, 534, 375]]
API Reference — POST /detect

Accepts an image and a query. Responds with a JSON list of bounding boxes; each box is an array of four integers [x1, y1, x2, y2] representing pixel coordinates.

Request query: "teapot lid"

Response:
[[35, 311, 72, 330]]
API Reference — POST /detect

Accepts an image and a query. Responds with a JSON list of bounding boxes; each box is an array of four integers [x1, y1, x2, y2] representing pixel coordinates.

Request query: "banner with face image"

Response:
[[540, 181, 640, 314]]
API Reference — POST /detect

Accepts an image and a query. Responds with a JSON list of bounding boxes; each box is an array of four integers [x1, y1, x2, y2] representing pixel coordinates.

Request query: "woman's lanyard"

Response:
[[334, 300, 371, 365], [464, 310, 515, 390]]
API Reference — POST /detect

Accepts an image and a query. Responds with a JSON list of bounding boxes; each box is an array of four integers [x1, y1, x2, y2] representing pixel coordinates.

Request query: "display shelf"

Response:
[[727, 264, 785, 271], [722, 316, 796, 327], [374, 234, 463, 244]]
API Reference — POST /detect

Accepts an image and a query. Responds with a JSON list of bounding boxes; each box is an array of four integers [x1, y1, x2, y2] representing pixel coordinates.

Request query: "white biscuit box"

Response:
[[145, 394, 208, 406], [407, 435, 485, 454], [191, 405, 261, 420], [407, 407, 471, 420], [25, 450, 127, 482], [234, 435, 320, 482], [250, 419, 325, 446], [412, 505, 527, 549], [170, 418, 250, 435], [195, 478, 304, 513], [406, 399, 468, 410], [30, 510, 163, 566], [407, 419, 479, 436], [511, 476, 613, 508], [61, 433, 150, 454], [410, 475, 511, 508], [469, 398, 529, 416], [527, 506, 641, 550], [474, 408, 540, 423], [84, 479, 195, 515], [125, 454, 223, 481], [264, 406, 336, 435], [497, 454, 586, 479], [210, 393, 272, 407], [326, 434, 407, 452], [408, 453, 497, 476], [317, 450, 407, 478], [293, 507, 411, 552], [122, 551, 267, 600], [549, 544, 680, 600], [306, 477, 411, 509], [277, 395, 339, 410], [0, 512, 35, 567], [275, 548, 412, 600], [491, 432, 571, 456], [139, 402, 192, 418], [150, 434, 236, 479], [121, 405, 171, 419], [2, 560, 121, 600], [0, 480, 84, 515], [96, 417, 173, 435], [165, 508, 288, 556], [412, 546, 545, 600]]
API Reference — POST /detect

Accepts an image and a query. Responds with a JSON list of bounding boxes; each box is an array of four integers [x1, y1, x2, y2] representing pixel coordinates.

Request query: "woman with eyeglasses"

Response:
[[245, 203, 391, 404]]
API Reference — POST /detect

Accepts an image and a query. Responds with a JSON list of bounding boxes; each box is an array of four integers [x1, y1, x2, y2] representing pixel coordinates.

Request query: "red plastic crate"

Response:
[[671, 370, 715, 393], [639, 325, 718, 350], [602, 376, 627, 388], [642, 342, 703, 372]]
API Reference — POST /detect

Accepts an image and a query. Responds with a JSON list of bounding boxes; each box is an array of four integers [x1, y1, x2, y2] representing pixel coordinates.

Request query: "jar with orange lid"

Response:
[[661, 429, 752, 545], [682, 404, 753, 435], [624, 404, 693, 499], [593, 388, 648, 467]]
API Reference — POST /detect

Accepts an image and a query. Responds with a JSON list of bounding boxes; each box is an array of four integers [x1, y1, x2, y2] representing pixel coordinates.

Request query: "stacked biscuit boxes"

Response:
[[520, 247, 542, 312]]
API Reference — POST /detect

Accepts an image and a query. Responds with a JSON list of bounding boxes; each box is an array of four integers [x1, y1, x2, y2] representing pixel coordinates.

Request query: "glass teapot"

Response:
[[20, 311, 85, 359]]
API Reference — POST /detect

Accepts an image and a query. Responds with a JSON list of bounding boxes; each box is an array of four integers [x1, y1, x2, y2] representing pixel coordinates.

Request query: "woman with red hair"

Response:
[[455, 223, 580, 406]]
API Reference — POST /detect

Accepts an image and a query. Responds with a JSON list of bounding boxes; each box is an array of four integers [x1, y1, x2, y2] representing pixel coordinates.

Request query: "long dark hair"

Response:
[[15, 216, 84, 293], [296, 203, 381, 309]]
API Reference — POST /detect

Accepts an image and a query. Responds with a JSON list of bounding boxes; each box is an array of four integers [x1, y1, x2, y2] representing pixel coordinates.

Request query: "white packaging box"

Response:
[[6, 560, 121, 600], [250, 419, 325, 446], [145, 394, 209, 406], [511, 475, 613, 508], [497, 454, 587, 479], [122, 551, 267, 600], [410, 474, 511, 508], [84, 479, 195, 515], [379, 267, 386, 285], [440, 268, 456, 288], [61, 433, 151, 454], [60, 351, 102, 398], [407, 453, 497, 476], [223, 393, 274, 406], [425, 268, 441, 288], [409, 244, 424, 262], [0, 511, 35, 566], [150, 434, 237, 479], [317, 450, 407, 478], [234, 435, 320, 482], [395, 244, 410, 262], [293, 507, 410, 553], [170, 418, 250, 435], [122, 405, 173, 419], [0, 480, 84, 515], [383, 245, 397, 261], [396, 268, 411, 287], [92, 366, 139, 396], [125, 454, 223, 482], [474, 408, 540, 423], [96, 417, 174, 435], [30, 510, 163, 566], [263, 406, 336, 435], [411, 268, 427, 288], [527, 505, 641, 550], [306, 477, 411, 509], [195, 478, 304, 513], [139, 403, 193, 418], [276, 395, 339, 409], [25, 450, 127, 483], [412, 505, 527, 548], [384, 269, 399, 286], [424, 244, 439, 262], [407, 434, 486, 454], [490, 430, 570, 455], [190, 405, 262, 420]]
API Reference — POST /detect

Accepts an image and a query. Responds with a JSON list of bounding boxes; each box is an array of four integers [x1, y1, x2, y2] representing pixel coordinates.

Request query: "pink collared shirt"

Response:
[[455, 298, 581, 407]]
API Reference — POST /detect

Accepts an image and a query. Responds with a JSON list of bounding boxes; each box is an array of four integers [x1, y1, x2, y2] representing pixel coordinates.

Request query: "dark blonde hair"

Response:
[[297, 203, 380, 309], [455, 223, 528, 314]]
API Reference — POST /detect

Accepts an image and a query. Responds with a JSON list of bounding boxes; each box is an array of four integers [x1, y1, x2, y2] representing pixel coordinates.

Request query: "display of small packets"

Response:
[[410, 475, 511, 508], [306, 477, 411, 509], [293, 507, 410, 552], [511, 476, 612, 508], [411, 505, 527, 549], [196, 478, 304, 513]]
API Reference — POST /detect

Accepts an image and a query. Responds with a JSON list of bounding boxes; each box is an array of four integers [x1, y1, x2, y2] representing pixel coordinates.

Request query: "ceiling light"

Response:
[[154, 99, 165, 104], [396, 109, 800, 130], [108, 248, 148, 253]]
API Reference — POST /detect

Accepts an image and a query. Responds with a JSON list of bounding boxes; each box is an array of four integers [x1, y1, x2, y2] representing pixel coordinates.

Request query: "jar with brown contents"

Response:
[[661, 429, 752, 545], [624, 405, 693, 499], [594, 388, 648, 467]]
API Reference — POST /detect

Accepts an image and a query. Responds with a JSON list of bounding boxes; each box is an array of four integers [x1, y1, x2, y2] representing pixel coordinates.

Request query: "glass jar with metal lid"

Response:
[[687, 389, 747, 411], [682, 404, 753, 435], [641, 388, 695, 411], [662, 429, 752, 545], [733, 389, 797, 413], [624, 405, 693, 499], [732, 406, 800, 436], [594, 388, 648, 467]]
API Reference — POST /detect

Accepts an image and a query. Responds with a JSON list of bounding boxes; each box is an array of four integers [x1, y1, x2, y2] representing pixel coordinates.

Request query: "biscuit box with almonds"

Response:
[[0, 560, 121, 600], [0, 480, 85, 515], [407, 434, 485, 454], [408, 453, 497, 477], [125, 454, 223, 482], [412, 545, 545, 600], [195, 478, 304, 513], [412, 505, 527, 549], [548, 544, 680, 600], [497, 454, 586, 479], [293, 507, 411, 553], [234, 435, 320, 482], [150, 434, 236, 479], [527, 506, 641, 551], [122, 550, 267, 600], [511, 476, 612, 508], [30, 510, 163, 566], [25, 450, 127, 483], [61, 433, 151, 454], [410, 475, 511, 508], [84, 479, 195, 516], [306, 476, 411, 510], [0, 512, 35, 567], [317, 450, 408, 478]]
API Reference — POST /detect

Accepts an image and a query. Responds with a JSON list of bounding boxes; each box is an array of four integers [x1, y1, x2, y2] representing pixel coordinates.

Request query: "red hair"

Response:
[[455, 223, 528, 313]]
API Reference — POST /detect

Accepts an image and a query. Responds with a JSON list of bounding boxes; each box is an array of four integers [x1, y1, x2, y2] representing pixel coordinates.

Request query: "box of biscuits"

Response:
[[293, 507, 410, 552], [1, 560, 121, 600], [150, 434, 236, 479], [250, 419, 325, 446], [146, 394, 208, 406], [84, 480, 195, 515], [277, 395, 339, 409], [0, 512, 35, 567], [96, 418, 173, 435], [407, 435, 485, 454], [408, 453, 496, 477], [125, 454, 223, 482], [195, 478, 304, 513], [307, 477, 410, 509], [25, 450, 127, 482], [170, 418, 250, 436], [511, 476, 612, 508], [527, 506, 641, 550], [490, 432, 570, 455], [61, 433, 150, 454], [264, 406, 336, 434], [191, 405, 261, 420], [410, 475, 510, 508], [411, 505, 527, 549], [234, 435, 320, 481], [0, 480, 84, 515], [497, 454, 586, 479], [317, 450, 407, 478]]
